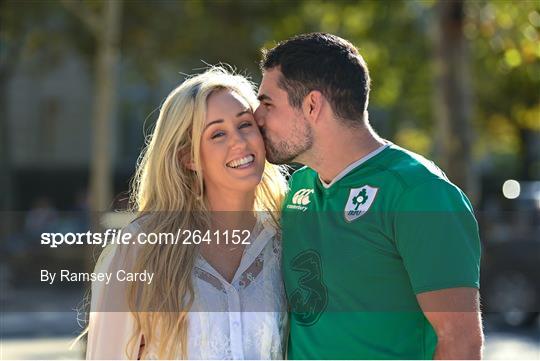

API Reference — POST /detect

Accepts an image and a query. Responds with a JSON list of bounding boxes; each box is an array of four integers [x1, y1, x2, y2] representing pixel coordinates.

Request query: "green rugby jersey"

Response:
[[282, 143, 481, 360]]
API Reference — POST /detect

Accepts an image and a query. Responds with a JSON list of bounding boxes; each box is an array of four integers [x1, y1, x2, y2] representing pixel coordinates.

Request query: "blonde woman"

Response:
[[86, 67, 288, 359]]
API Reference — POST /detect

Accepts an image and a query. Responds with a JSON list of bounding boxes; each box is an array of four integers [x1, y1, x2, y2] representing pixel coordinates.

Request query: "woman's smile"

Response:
[[226, 154, 255, 169]]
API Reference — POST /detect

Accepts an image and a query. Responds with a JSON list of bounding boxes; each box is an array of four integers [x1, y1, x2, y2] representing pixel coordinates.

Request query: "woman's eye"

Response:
[[239, 121, 253, 129], [211, 131, 225, 139]]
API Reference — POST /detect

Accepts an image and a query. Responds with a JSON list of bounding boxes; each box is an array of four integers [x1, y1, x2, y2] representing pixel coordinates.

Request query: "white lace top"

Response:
[[86, 216, 287, 359]]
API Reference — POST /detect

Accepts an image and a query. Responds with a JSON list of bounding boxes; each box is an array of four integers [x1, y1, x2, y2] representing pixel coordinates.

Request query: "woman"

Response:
[[86, 67, 288, 359]]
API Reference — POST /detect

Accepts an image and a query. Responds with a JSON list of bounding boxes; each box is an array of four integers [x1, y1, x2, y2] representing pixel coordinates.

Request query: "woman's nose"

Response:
[[229, 129, 248, 150]]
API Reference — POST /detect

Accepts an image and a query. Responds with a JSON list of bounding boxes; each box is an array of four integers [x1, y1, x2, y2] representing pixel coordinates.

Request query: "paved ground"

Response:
[[1, 338, 83, 360], [1, 315, 538, 360], [484, 329, 539, 360]]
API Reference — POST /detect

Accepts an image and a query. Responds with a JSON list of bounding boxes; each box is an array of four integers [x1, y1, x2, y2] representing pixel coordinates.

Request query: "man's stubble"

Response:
[[261, 116, 314, 165]]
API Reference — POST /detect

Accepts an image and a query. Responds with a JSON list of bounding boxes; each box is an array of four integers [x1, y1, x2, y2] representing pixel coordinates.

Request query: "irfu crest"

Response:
[[344, 186, 378, 222]]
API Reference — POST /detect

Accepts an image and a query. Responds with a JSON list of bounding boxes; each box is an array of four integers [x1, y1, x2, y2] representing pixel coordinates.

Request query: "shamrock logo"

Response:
[[352, 189, 368, 210]]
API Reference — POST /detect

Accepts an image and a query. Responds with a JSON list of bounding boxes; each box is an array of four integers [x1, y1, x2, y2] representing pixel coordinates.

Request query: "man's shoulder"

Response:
[[288, 166, 317, 186], [379, 144, 452, 190], [380, 145, 473, 211]]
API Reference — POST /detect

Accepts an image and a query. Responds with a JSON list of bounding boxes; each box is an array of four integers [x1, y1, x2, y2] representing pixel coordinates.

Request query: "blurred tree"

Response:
[[60, 0, 123, 220], [432, 0, 477, 200], [57, 2, 122, 355], [262, 0, 539, 199], [2, 0, 538, 210], [465, 0, 540, 184]]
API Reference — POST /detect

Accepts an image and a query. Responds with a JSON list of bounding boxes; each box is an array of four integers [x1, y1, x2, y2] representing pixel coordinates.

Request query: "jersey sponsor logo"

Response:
[[289, 249, 328, 327], [344, 185, 379, 222], [286, 188, 314, 212]]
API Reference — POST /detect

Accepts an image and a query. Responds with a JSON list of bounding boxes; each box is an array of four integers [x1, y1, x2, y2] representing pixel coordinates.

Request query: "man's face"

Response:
[[254, 68, 313, 165]]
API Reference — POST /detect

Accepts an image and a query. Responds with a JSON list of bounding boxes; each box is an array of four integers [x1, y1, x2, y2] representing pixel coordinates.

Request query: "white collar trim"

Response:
[[194, 215, 275, 285], [319, 143, 389, 189]]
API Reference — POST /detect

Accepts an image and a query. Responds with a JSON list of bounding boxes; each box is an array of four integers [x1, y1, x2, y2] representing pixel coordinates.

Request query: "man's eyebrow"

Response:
[[257, 94, 272, 102]]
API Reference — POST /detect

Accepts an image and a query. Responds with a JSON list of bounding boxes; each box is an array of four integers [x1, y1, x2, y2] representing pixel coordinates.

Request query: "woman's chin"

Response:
[[234, 174, 264, 191], [223, 171, 264, 193]]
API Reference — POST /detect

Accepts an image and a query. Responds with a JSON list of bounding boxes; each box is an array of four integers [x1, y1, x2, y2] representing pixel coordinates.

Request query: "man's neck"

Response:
[[305, 124, 386, 184]]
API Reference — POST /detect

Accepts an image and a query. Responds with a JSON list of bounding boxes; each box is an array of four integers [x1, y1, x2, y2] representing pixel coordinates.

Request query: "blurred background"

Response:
[[1, 0, 538, 359]]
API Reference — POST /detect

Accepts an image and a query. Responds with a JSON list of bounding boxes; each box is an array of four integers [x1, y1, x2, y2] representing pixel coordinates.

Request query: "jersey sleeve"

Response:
[[393, 179, 481, 294]]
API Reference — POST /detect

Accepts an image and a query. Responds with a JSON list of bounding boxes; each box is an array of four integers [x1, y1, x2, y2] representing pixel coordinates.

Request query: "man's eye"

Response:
[[211, 131, 225, 139]]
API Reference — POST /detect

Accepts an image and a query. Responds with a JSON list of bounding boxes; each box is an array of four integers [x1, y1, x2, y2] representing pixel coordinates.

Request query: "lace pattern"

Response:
[[143, 216, 286, 359]]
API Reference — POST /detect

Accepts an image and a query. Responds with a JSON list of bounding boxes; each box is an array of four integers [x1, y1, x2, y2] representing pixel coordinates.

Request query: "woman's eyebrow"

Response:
[[204, 109, 251, 130], [236, 108, 252, 117], [204, 119, 224, 130]]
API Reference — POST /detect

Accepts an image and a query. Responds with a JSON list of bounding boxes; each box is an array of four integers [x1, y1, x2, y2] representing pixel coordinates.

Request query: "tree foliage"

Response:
[[2, 0, 538, 186]]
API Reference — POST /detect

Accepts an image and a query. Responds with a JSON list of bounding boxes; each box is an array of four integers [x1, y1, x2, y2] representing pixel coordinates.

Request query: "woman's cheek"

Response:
[[249, 129, 265, 147]]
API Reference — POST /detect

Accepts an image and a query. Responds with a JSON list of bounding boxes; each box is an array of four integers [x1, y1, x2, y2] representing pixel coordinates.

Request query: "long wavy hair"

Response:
[[127, 66, 287, 359]]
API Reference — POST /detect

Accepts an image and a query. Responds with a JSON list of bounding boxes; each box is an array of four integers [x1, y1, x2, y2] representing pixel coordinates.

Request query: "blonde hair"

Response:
[[127, 66, 287, 359]]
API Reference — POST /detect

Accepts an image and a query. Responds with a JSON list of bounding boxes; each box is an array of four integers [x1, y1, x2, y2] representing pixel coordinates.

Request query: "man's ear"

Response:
[[302, 90, 323, 122], [178, 148, 196, 171]]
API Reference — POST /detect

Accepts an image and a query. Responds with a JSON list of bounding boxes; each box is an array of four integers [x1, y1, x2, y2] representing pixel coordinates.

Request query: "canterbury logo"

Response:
[[292, 189, 314, 205]]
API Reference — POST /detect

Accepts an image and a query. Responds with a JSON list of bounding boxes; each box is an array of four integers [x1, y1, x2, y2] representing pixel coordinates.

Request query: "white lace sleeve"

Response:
[[86, 223, 143, 360]]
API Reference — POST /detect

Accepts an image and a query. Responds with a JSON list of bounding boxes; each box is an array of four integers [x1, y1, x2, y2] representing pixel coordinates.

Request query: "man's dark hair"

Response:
[[260, 32, 370, 127]]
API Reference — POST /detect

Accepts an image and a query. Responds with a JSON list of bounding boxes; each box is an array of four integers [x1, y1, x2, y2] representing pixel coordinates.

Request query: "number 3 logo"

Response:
[[289, 249, 328, 326]]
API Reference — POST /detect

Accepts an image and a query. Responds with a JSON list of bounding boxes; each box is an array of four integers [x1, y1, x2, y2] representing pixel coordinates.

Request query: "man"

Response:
[[254, 33, 483, 359]]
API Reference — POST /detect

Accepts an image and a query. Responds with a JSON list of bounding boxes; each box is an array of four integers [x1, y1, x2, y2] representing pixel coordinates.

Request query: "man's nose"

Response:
[[254, 106, 265, 127]]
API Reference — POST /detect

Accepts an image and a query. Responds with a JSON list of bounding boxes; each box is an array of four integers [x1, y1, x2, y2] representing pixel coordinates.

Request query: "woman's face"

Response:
[[200, 89, 265, 195]]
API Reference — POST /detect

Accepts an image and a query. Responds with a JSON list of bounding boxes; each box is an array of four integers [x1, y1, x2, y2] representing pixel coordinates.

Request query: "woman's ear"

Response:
[[178, 149, 196, 171]]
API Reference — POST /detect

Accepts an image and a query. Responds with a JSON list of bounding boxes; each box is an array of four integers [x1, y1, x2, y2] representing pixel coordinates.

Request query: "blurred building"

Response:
[[5, 49, 155, 210]]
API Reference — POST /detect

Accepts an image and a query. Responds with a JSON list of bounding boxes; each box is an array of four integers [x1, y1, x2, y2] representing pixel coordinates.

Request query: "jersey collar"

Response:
[[318, 143, 390, 189]]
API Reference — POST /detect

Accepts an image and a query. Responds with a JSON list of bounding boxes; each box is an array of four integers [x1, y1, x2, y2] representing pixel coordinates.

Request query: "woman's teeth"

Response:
[[227, 155, 254, 168]]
